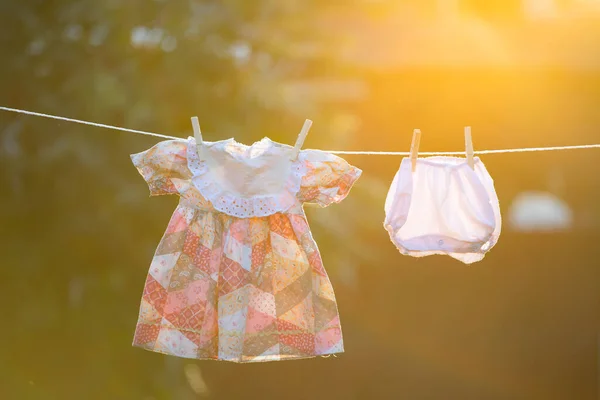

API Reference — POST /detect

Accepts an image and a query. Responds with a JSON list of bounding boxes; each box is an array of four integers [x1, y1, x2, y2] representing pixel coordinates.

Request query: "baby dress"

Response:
[[384, 156, 501, 264], [130, 135, 361, 362]]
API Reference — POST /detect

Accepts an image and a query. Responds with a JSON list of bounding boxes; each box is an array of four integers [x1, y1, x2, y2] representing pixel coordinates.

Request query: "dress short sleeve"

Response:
[[297, 150, 362, 207], [130, 139, 190, 196]]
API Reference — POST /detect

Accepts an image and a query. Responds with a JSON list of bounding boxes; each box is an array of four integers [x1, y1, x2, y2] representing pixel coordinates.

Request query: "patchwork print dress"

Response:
[[130, 136, 361, 362]]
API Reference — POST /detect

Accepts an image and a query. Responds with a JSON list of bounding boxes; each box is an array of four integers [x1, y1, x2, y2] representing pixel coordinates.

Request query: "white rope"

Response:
[[330, 144, 600, 156], [2, 105, 600, 155], [0, 106, 175, 140]]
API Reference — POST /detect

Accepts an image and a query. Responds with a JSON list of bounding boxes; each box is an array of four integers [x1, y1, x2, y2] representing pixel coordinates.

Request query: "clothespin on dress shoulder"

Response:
[[291, 119, 312, 160], [410, 129, 421, 172], [191, 116, 203, 157], [464, 126, 475, 170]]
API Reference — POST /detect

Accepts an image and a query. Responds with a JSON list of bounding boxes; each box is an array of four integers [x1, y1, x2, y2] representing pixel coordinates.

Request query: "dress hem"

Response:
[[133, 343, 344, 363]]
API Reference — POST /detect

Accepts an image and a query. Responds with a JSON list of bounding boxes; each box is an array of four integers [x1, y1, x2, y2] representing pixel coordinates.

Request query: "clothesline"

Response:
[[1, 105, 599, 156]]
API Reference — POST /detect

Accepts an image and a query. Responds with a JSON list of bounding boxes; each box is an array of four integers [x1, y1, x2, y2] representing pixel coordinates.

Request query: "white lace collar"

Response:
[[185, 137, 307, 218]]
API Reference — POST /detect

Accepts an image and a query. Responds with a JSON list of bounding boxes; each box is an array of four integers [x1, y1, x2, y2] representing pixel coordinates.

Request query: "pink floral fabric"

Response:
[[130, 138, 361, 362]]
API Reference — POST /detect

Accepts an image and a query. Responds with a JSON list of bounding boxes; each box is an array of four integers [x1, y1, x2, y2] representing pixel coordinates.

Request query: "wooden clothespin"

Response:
[[410, 129, 421, 172], [464, 126, 475, 170], [191, 116, 202, 144], [191, 116, 203, 157], [292, 119, 312, 159]]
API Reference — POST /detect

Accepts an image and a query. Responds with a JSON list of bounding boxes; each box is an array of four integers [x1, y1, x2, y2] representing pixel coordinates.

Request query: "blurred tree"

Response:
[[0, 1, 373, 398], [2, 1, 598, 399]]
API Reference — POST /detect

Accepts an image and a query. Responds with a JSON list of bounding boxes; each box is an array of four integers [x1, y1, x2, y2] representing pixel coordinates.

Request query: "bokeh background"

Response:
[[1, 1, 599, 399]]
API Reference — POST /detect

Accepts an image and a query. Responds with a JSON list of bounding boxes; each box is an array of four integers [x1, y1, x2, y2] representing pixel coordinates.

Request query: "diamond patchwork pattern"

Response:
[[130, 138, 361, 362]]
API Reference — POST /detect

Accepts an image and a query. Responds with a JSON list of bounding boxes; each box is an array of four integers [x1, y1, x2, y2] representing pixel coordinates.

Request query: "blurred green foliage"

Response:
[[1, 1, 599, 399]]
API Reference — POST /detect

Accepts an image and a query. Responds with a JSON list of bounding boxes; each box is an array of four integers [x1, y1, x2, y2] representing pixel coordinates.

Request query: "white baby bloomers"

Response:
[[384, 156, 501, 264]]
